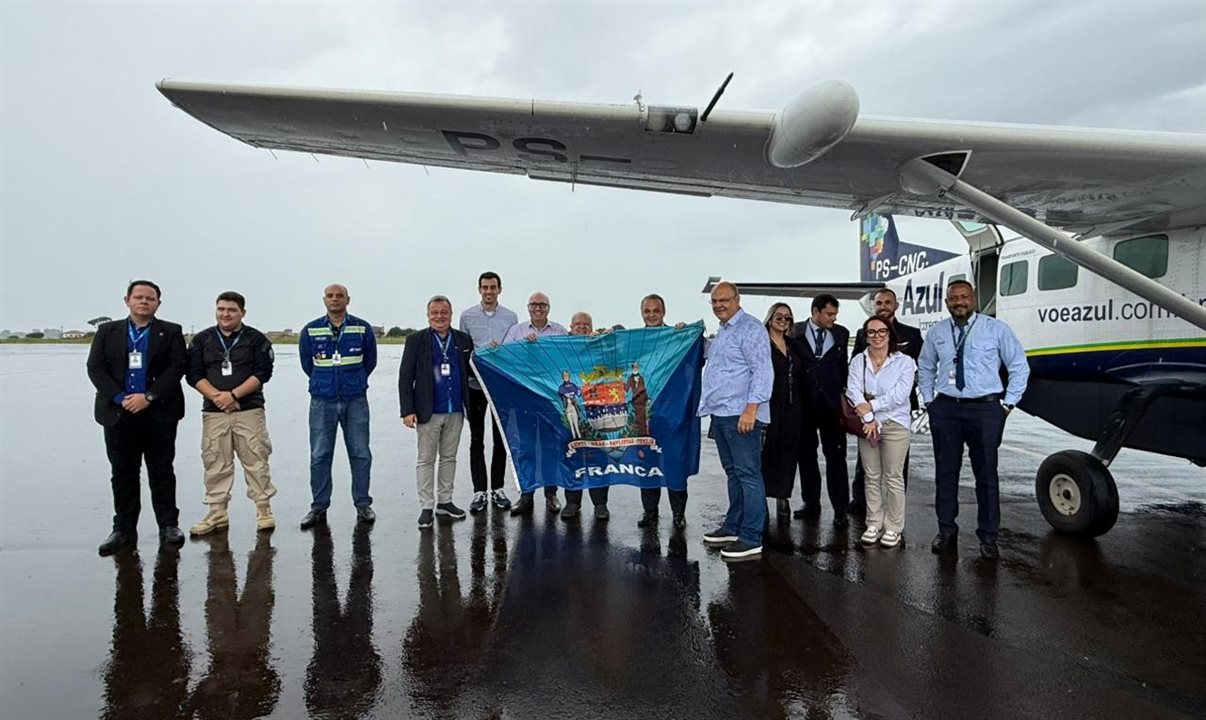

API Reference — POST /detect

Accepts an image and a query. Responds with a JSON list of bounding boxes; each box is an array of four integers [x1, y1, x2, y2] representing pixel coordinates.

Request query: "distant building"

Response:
[[43, 329, 62, 340], [63, 330, 87, 339], [372, 325, 385, 338], [0, 330, 12, 339]]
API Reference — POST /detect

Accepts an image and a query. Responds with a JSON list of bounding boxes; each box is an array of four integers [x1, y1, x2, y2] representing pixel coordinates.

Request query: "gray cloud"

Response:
[[1, 1, 1202, 334]]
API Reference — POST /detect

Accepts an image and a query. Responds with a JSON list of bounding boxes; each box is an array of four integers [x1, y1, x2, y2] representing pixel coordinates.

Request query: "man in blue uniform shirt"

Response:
[[919, 280, 1030, 561], [298, 283, 378, 530]]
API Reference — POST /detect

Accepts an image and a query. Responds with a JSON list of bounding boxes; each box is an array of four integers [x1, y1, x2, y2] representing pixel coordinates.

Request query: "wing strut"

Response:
[[901, 158, 1206, 332]]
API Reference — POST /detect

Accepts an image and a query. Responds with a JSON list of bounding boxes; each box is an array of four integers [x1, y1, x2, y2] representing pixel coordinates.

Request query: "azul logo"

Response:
[[901, 272, 947, 316]]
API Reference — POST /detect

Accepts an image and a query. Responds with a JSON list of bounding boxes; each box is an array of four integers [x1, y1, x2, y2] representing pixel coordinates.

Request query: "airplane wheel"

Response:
[[1035, 450, 1120, 537]]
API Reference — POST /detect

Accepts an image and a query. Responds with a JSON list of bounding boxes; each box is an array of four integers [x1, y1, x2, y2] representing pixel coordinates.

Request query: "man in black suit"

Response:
[[849, 288, 923, 517], [792, 293, 851, 527], [87, 280, 188, 555], [399, 295, 475, 529]]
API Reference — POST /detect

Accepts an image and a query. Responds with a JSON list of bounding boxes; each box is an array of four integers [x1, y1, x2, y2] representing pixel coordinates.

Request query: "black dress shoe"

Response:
[[672, 513, 686, 529], [637, 511, 659, 528], [300, 510, 327, 530], [98, 530, 135, 556], [931, 532, 957, 554], [979, 541, 1000, 561], [560, 503, 581, 520], [545, 494, 562, 514], [510, 494, 534, 516], [793, 505, 821, 520], [159, 526, 185, 546], [832, 514, 849, 529], [356, 506, 376, 524], [593, 504, 610, 521]]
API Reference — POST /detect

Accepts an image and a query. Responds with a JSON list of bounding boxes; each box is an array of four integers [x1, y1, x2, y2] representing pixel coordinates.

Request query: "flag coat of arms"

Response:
[[471, 324, 705, 494]]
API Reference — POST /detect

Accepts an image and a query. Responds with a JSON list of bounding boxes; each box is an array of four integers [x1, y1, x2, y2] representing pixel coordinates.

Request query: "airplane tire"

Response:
[[1035, 450, 1120, 537]]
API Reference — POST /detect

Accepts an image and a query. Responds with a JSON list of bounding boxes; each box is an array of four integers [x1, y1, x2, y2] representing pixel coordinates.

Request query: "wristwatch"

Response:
[[861, 412, 874, 423], [1001, 401, 1014, 413], [145, 391, 157, 403]]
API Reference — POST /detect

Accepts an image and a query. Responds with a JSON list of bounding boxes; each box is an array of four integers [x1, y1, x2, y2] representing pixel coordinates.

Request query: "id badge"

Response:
[[221, 360, 233, 376], [440, 362, 451, 377], [948, 370, 957, 385], [128, 351, 143, 369], [332, 352, 342, 366]]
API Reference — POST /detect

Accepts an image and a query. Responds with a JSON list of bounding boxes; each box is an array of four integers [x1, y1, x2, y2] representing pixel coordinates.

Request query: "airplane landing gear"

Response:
[[1035, 450, 1119, 537], [1034, 384, 1176, 537]]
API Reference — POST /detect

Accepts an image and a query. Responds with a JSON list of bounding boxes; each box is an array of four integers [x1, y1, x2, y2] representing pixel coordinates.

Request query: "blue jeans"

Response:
[[309, 396, 373, 511], [711, 415, 766, 546]]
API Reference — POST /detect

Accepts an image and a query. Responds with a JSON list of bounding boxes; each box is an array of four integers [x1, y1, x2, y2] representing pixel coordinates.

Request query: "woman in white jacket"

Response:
[[847, 316, 916, 548]]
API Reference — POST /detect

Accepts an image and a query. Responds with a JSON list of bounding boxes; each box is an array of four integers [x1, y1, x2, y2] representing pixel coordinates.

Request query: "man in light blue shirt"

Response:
[[919, 280, 1030, 561], [698, 282, 773, 561], [459, 271, 519, 513]]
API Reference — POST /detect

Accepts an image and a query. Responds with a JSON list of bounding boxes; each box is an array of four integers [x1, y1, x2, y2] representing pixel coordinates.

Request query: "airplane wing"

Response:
[[157, 81, 1206, 235], [701, 276, 880, 300]]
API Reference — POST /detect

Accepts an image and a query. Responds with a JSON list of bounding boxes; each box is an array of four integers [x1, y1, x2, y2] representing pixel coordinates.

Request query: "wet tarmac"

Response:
[[2, 345, 1204, 719]]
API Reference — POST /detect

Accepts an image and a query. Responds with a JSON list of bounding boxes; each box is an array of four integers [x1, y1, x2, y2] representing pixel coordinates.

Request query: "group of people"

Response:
[[714, 279, 1029, 562], [87, 273, 1029, 565]]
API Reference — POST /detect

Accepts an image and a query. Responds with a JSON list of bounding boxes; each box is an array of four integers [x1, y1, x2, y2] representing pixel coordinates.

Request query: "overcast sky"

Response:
[[1, 1, 1203, 334]]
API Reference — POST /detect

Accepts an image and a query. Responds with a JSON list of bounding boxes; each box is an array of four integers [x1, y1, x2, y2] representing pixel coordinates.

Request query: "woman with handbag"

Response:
[[847, 317, 916, 548], [761, 303, 806, 520]]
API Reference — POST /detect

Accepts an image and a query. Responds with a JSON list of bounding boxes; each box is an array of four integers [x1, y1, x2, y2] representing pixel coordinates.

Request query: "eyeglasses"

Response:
[[710, 295, 736, 305], [528, 302, 549, 308], [772, 314, 793, 323], [866, 328, 890, 337]]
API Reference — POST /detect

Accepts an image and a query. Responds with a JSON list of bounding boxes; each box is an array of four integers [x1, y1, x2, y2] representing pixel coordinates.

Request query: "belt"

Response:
[[934, 393, 1002, 403]]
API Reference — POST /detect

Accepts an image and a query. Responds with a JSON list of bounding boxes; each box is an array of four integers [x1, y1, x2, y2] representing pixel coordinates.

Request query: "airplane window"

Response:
[[1113, 235, 1168, 279], [999, 260, 1028, 297], [1038, 254, 1078, 291]]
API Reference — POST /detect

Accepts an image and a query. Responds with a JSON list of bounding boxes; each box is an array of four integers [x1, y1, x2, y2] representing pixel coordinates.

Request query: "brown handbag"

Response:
[[836, 354, 880, 447]]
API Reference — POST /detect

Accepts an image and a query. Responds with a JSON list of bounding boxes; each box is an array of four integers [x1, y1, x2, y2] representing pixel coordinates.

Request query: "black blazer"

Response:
[[86, 318, 187, 427], [792, 321, 850, 409], [853, 319, 923, 410], [398, 328, 473, 424]]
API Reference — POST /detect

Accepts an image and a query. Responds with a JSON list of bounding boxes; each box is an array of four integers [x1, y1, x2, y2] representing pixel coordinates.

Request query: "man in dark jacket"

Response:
[[792, 293, 851, 527], [849, 288, 923, 517], [185, 291, 278, 536], [87, 280, 187, 555], [399, 295, 474, 528]]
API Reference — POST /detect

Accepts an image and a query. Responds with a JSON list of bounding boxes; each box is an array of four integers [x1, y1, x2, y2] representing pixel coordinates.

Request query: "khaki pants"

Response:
[[416, 413, 464, 508], [201, 408, 276, 507], [858, 420, 910, 533]]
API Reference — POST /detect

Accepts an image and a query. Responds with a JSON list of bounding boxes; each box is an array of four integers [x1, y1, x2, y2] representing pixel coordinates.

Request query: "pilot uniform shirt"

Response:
[[918, 312, 1030, 405]]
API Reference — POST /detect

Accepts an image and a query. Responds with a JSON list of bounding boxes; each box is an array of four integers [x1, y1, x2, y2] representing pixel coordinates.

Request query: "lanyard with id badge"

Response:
[[949, 317, 978, 386], [217, 328, 245, 376], [128, 321, 150, 369], [434, 331, 453, 379]]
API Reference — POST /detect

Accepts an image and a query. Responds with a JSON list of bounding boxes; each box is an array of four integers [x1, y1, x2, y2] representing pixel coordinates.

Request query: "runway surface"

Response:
[[1, 345, 1203, 719]]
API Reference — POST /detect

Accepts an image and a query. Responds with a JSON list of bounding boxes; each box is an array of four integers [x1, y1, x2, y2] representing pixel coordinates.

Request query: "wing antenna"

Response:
[[700, 72, 734, 123]]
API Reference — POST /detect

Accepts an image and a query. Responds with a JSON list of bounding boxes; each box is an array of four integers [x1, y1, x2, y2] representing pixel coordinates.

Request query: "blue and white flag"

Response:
[[472, 324, 705, 494]]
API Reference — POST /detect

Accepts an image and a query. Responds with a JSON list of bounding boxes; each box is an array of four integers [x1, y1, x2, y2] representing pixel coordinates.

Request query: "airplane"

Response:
[[155, 78, 1206, 537]]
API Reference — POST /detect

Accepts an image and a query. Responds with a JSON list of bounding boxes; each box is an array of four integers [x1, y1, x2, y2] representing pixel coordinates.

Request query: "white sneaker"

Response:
[[880, 530, 901, 548], [860, 525, 882, 546]]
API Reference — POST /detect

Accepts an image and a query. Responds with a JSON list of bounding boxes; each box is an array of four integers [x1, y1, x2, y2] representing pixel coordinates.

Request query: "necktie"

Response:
[[814, 328, 825, 356], [955, 324, 966, 391]]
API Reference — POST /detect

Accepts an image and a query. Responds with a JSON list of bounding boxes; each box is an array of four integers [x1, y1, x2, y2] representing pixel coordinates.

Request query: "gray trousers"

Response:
[[416, 413, 464, 508]]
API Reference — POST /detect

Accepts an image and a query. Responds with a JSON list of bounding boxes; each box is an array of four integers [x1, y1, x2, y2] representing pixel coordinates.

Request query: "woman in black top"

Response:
[[761, 303, 806, 519]]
